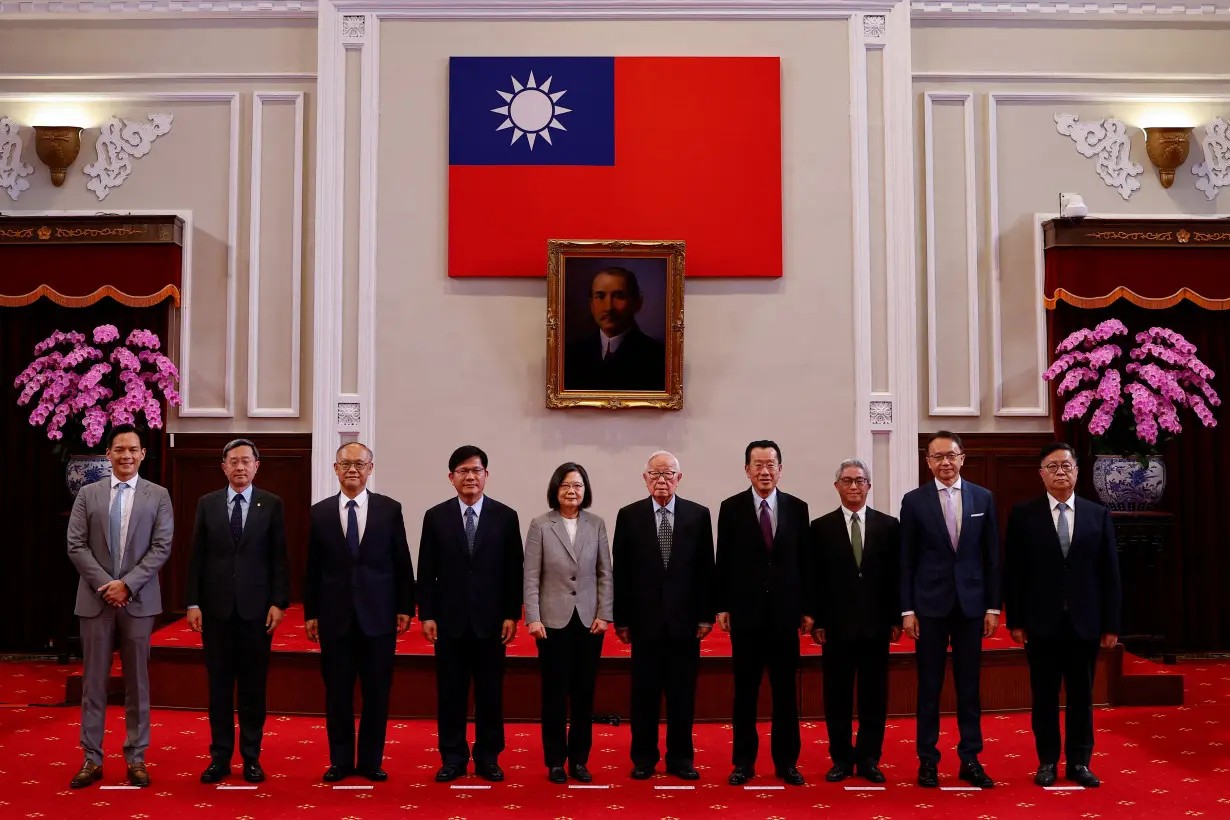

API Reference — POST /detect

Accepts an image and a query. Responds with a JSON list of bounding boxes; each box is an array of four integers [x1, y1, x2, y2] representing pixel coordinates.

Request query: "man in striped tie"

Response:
[[1005, 442, 1121, 789], [66, 424, 174, 789]]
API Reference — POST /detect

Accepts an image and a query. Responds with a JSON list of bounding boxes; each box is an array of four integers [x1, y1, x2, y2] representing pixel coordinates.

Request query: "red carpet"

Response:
[[149, 604, 1022, 657], [0, 659, 78, 705], [1, 658, 1227, 819]]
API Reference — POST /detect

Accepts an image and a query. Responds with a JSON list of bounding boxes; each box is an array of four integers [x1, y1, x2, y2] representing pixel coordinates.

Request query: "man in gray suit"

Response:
[[66, 424, 174, 789]]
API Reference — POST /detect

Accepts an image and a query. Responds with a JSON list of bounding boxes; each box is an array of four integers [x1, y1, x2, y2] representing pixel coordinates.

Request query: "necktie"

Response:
[[850, 512, 863, 568], [465, 506, 477, 555], [346, 499, 360, 557], [231, 494, 245, 545], [657, 507, 672, 568], [943, 486, 959, 552], [1057, 502, 1071, 558], [759, 499, 774, 552], [109, 482, 129, 575]]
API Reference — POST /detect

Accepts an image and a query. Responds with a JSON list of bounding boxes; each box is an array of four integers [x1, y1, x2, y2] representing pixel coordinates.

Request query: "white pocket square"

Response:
[[970, 512, 985, 518]]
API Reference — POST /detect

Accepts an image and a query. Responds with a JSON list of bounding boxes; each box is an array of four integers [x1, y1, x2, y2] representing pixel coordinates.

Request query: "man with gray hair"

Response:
[[809, 458, 902, 785], [186, 438, 289, 784], [613, 450, 715, 781]]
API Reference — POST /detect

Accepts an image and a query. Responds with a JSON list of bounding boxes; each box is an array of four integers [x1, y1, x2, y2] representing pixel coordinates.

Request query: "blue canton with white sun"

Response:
[[490, 72, 572, 150]]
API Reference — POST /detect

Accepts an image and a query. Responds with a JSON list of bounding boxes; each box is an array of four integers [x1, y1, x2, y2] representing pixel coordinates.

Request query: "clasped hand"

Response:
[[98, 580, 129, 607]]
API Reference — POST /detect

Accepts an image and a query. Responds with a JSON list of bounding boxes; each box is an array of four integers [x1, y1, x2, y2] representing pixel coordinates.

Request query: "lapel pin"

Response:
[[257, 503, 262, 507]]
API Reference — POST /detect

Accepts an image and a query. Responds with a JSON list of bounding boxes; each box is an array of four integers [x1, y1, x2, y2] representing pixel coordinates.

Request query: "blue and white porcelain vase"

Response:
[[1091, 455, 1166, 512], [66, 454, 112, 498]]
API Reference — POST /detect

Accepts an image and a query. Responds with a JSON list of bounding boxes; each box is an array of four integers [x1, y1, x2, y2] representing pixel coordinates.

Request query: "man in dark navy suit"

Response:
[[303, 442, 414, 784], [900, 431, 1001, 789], [417, 445, 524, 784], [1005, 442, 1120, 789]]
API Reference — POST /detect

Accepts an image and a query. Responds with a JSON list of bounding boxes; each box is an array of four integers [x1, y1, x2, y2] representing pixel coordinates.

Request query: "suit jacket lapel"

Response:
[[550, 510, 579, 562], [238, 490, 262, 551], [1066, 496, 1090, 560], [121, 482, 153, 567], [328, 492, 350, 560], [926, 483, 952, 548]]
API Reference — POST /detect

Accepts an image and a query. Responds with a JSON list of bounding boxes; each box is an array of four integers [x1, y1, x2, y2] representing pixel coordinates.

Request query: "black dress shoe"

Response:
[[630, 764, 654, 780], [855, 761, 886, 784], [1035, 763, 1057, 786], [728, 766, 754, 786], [323, 765, 351, 783], [435, 764, 465, 782], [242, 761, 265, 783], [776, 767, 806, 786], [548, 766, 568, 784], [569, 763, 593, 783], [666, 764, 700, 781], [476, 763, 504, 782], [1065, 764, 1100, 788], [358, 767, 388, 782], [826, 762, 852, 782], [918, 761, 939, 788], [959, 759, 995, 789], [200, 761, 231, 784]]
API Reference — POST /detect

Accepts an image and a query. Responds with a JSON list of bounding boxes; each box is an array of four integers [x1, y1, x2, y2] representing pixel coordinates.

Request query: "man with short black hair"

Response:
[[186, 438, 289, 784], [1005, 442, 1121, 789]]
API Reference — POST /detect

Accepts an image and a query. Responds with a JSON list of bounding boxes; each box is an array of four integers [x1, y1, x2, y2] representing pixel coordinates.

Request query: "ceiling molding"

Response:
[[0, 1, 316, 18], [911, 1, 1230, 21], [332, 0, 901, 18]]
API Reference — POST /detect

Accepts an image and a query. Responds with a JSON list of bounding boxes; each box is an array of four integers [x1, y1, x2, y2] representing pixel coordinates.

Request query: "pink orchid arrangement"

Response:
[[12, 325, 182, 450], [1043, 318, 1220, 454]]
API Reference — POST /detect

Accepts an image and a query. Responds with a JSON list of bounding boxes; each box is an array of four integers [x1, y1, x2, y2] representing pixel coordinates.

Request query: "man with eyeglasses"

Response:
[[716, 440, 813, 787], [1005, 442, 1120, 789], [901, 431, 1001, 789], [417, 445, 524, 783], [613, 451, 715, 781], [809, 459, 901, 785], [303, 442, 414, 784]]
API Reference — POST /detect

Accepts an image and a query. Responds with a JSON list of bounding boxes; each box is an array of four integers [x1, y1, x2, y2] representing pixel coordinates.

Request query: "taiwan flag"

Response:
[[448, 56, 782, 278]]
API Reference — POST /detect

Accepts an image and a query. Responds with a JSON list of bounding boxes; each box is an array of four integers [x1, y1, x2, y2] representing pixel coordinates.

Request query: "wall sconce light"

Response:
[[32, 125, 83, 186], [1144, 127, 1192, 189]]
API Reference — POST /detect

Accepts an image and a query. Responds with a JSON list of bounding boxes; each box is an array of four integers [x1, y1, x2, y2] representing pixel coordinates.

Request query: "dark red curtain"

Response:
[[1049, 301, 1230, 651], [0, 299, 168, 654]]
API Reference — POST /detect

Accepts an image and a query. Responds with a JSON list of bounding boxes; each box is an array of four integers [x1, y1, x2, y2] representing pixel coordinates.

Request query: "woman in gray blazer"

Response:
[[524, 462, 614, 785]]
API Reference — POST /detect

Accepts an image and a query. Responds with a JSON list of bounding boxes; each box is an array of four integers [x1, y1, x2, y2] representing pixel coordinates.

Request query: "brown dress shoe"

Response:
[[127, 762, 151, 787], [71, 761, 103, 789]]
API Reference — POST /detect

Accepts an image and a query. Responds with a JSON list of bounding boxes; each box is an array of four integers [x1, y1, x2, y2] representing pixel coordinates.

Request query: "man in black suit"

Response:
[[186, 439, 289, 784], [900, 431, 1001, 789], [418, 445, 524, 783], [810, 458, 901, 785], [1006, 442, 1121, 789], [303, 442, 414, 783], [564, 266, 666, 392], [716, 440, 813, 787], [613, 450, 714, 781]]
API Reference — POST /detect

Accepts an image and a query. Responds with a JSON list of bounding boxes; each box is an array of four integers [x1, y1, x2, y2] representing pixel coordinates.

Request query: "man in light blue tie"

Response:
[[66, 424, 174, 789]]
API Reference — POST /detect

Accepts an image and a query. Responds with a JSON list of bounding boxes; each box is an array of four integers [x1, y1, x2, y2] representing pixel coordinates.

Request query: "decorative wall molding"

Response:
[[911, 0, 1230, 20], [0, 116, 33, 201], [862, 12, 887, 39], [915, 71, 1230, 84], [1054, 113, 1142, 201], [341, 13, 368, 42], [1193, 117, 1230, 202], [247, 92, 305, 419], [0, 1, 316, 17], [0, 91, 239, 417], [923, 90, 980, 417], [0, 72, 316, 82], [849, 13, 877, 488], [333, 0, 900, 18], [337, 400, 360, 427], [870, 399, 893, 427], [83, 113, 174, 201]]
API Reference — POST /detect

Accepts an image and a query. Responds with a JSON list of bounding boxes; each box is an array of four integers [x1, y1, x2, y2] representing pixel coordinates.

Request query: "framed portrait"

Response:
[[546, 239, 685, 410]]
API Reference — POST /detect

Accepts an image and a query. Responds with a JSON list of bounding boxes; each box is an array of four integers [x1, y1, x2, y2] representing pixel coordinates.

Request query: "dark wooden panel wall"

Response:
[[164, 433, 312, 617]]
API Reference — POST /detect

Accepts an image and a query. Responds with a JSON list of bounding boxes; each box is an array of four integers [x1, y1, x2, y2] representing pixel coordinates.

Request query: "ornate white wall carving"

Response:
[[1054, 113, 1143, 201], [83, 113, 173, 201], [0, 116, 33, 201], [1193, 117, 1230, 202]]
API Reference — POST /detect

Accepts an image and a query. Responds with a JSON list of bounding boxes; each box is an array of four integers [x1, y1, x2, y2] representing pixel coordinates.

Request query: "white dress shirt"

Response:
[[1048, 493, 1075, 535], [458, 494, 485, 529], [109, 473, 140, 571], [653, 494, 677, 532], [339, 489, 370, 542], [752, 487, 779, 535], [601, 327, 630, 359], [227, 484, 253, 529], [903, 478, 999, 617]]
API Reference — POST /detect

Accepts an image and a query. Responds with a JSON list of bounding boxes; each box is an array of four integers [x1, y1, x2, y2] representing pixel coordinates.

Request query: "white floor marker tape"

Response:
[[333, 784, 374, 790]]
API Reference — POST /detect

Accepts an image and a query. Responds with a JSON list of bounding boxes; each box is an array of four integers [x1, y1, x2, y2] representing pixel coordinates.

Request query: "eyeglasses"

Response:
[[452, 467, 486, 477], [647, 471, 678, 480], [335, 460, 371, 471], [1042, 462, 1076, 474], [749, 461, 780, 471], [559, 482, 585, 491], [838, 477, 869, 487], [926, 452, 964, 463]]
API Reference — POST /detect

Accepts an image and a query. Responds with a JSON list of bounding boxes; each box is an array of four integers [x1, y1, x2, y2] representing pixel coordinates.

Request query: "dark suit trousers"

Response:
[[630, 636, 700, 768], [201, 611, 272, 763], [730, 629, 801, 770], [1025, 617, 1100, 766], [916, 608, 984, 763], [822, 638, 890, 765], [319, 621, 396, 770], [435, 630, 507, 766], [536, 611, 604, 767]]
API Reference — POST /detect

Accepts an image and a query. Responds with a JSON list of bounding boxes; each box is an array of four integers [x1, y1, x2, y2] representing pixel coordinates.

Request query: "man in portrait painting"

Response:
[[563, 265, 667, 392]]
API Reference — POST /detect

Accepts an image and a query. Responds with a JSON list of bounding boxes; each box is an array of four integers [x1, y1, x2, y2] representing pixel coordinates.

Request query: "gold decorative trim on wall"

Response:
[[0, 284, 181, 308], [1044, 287, 1230, 312]]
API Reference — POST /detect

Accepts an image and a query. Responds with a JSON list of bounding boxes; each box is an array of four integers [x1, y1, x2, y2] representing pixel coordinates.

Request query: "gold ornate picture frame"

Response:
[[547, 239, 685, 410]]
